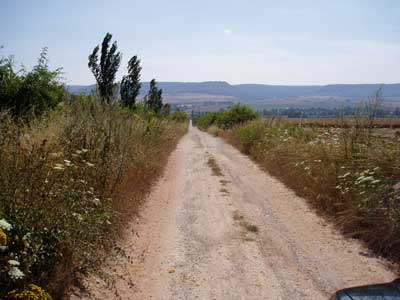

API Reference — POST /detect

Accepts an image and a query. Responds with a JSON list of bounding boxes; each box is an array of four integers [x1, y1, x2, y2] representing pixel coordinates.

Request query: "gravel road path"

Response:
[[73, 123, 395, 300]]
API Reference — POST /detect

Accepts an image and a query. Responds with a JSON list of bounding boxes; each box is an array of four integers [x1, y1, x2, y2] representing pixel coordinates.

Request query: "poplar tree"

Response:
[[146, 79, 163, 113], [120, 55, 141, 109], [88, 33, 121, 102]]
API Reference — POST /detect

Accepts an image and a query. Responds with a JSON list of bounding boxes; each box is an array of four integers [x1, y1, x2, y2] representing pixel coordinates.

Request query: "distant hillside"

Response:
[[67, 81, 400, 101]]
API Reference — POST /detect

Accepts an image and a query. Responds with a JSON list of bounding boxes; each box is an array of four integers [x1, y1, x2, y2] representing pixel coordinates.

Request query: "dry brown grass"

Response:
[[221, 118, 400, 264], [0, 98, 188, 299], [283, 117, 400, 128]]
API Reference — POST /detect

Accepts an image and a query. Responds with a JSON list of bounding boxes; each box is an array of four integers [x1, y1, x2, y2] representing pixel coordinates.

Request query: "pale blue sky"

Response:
[[1, 0, 399, 85]]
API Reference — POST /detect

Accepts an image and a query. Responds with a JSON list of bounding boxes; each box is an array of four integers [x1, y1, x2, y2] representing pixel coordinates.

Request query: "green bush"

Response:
[[194, 104, 258, 130], [170, 110, 189, 122], [0, 48, 64, 118]]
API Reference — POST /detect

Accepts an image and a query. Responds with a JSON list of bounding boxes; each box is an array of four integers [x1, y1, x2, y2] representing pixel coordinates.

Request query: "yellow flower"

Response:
[[7, 284, 52, 300], [0, 228, 7, 246]]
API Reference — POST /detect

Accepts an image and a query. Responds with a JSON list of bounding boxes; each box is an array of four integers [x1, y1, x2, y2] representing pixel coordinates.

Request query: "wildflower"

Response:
[[7, 284, 52, 300], [72, 213, 83, 221], [338, 172, 351, 179], [0, 219, 12, 230], [86, 162, 95, 167], [0, 228, 7, 245], [53, 163, 64, 170], [9, 266, 24, 280], [81, 148, 88, 153], [22, 233, 31, 241], [92, 197, 101, 205], [8, 260, 24, 280], [8, 259, 20, 266], [64, 160, 74, 167]]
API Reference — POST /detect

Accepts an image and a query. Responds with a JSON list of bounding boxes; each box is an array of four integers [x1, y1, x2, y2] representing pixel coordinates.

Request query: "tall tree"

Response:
[[88, 33, 121, 103], [120, 55, 141, 109], [146, 79, 163, 113]]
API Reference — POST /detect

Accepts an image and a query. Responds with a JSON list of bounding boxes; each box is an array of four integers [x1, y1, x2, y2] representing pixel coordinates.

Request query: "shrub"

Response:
[[170, 110, 189, 122], [0, 48, 64, 118], [194, 104, 258, 130]]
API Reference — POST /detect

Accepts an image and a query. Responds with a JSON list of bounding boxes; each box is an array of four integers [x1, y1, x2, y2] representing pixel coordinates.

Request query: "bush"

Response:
[[0, 96, 187, 299], [194, 104, 258, 130], [170, 110, 189, 122], [0, 48, 64, 118]]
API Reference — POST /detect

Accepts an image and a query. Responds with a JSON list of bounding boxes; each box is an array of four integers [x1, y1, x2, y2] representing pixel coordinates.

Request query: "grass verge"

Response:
[[220, 118, 400, 264], [0, 98, 188, 299]]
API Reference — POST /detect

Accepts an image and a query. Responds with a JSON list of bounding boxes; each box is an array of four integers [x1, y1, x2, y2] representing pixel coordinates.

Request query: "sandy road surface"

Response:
[[73, 123, 395, 300]]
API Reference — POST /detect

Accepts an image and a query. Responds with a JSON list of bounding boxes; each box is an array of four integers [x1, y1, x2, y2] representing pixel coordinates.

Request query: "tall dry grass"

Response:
[[221, 118, 400, 263], [0, 97, 187, 299]]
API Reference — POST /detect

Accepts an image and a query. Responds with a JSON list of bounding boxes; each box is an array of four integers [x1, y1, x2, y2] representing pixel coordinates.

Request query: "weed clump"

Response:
[[207, 157, 224, 176]]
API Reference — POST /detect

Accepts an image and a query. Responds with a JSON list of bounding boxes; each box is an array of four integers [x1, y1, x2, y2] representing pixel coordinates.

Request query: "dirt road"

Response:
[[74, 123, 395, 300]]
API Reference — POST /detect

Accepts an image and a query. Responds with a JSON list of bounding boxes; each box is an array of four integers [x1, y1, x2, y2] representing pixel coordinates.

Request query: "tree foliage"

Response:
[[120, 55, 141, 109], [88, 33, 121, 102], [194, 104, 259, 129], [0, 47, 64, 117], [145, 79, 163, 113]]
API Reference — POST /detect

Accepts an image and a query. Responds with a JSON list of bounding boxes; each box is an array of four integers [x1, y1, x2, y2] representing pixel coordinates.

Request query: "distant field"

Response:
[[277, 117, 400, 129]]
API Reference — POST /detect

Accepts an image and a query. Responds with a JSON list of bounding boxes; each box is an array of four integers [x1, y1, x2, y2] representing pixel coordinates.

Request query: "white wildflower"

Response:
[[8, 259, 20, 266], [93, 197, 101, 205], [53, 163, 64, 170], [72, 213, 83, 221], [338, 172, 351, 179], [9, 266, 24, 279], [0, 219, 12, 230], [64, 160, 74, 167]]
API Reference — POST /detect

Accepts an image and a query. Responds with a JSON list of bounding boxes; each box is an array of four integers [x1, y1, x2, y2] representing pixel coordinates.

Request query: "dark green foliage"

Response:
[[120, 55, 141, 109], [170, 109, 189, 122], [88, 33, 121, 103], [194, 104, 259, 129], [0, 48, 64, 118], [145, 79, 163, 113]]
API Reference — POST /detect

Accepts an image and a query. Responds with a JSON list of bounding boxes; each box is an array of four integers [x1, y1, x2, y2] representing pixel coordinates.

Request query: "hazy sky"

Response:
[[1, 0, 400, 85]]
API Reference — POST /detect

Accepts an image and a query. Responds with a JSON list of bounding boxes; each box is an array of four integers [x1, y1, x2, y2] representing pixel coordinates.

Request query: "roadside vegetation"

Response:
[[194, 103, 258, 134], [196, 92, 400, 264], [0, 33, 188, 299]]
